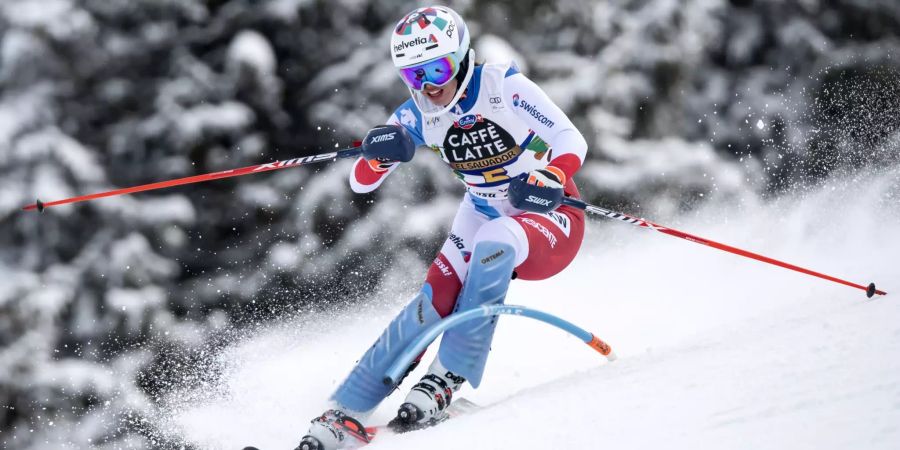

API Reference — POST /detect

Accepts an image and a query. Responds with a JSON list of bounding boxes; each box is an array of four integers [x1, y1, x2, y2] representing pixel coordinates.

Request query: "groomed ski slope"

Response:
[[161, 168, 900, 450]]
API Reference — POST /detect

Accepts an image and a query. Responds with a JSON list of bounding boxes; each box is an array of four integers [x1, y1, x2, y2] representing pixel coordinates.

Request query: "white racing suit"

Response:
[[333, 61, 589, 417]]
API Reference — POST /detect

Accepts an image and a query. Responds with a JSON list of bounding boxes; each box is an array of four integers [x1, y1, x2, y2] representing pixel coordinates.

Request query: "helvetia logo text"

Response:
[[449, 233, 465, 250], [393, 36, 434, 53]]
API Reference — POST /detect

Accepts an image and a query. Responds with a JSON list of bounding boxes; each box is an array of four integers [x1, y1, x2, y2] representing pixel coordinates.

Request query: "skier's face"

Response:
[[421, 79, 458, 107]]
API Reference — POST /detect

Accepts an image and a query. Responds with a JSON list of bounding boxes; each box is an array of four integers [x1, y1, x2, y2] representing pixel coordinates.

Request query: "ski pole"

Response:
[[561, 198, 886, 298], [21, 145, 363, 212]]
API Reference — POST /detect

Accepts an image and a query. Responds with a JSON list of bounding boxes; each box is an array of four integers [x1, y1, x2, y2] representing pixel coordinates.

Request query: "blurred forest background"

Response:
[[0, 0, 897, 448]]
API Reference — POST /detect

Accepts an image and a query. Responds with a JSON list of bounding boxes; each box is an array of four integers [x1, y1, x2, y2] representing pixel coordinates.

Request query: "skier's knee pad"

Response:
[[331, 288, 442, 414], [471, 217, 528, 266], [438, 240, 516, 388]]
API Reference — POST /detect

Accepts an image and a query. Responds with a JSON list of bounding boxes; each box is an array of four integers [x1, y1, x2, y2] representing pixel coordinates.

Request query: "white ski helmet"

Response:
[[390, 6, 475, 117]]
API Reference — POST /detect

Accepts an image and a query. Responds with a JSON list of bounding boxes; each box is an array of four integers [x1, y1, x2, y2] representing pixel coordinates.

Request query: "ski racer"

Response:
[[299, 6, 588, 449]]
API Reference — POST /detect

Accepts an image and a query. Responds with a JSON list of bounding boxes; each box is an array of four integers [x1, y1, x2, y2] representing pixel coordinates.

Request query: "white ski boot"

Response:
[[392, 358, 465, 429], [297, 409, 371, 450]]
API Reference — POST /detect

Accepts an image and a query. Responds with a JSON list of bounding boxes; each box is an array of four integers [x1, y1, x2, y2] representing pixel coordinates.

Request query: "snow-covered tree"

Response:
[[0, 0, 896, 447]]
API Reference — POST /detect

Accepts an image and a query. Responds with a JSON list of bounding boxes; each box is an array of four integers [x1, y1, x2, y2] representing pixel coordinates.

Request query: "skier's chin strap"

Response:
[[410, 49, 476, 118]]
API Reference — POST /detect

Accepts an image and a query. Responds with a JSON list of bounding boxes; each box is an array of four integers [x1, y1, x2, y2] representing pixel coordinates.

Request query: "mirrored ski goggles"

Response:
[[398, 55, 459, 91]]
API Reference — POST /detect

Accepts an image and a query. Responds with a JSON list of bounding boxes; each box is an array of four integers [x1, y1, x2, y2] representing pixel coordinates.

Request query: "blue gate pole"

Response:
[[383, 304, 616, 386]]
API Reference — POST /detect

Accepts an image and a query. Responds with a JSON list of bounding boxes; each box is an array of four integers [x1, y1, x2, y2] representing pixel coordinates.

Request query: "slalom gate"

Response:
[[382, 304, 617, 386]]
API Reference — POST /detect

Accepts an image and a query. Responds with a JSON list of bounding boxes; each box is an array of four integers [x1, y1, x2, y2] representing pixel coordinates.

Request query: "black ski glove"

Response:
[[508, 166, 566, 214], [361, 124, 416, 165]]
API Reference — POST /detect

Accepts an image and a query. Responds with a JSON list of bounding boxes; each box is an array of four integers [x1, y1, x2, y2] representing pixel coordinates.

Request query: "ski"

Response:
[[243, 399, 479, 450], [384, 397, 480, 434]]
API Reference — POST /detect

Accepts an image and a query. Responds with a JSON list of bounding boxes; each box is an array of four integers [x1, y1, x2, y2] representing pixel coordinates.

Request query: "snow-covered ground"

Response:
[[158, 166, 900, 449]]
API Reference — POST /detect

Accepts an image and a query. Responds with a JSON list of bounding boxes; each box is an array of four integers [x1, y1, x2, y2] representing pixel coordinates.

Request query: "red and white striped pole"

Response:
[[562, 197, 886, 298], [21, 146, 363, 212], [21, 146, 885, 299]]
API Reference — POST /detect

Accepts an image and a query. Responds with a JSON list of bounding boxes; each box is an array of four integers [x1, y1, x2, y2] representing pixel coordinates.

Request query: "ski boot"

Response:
[[296, 409, 371, 450], [390, 359, 465, 431]]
